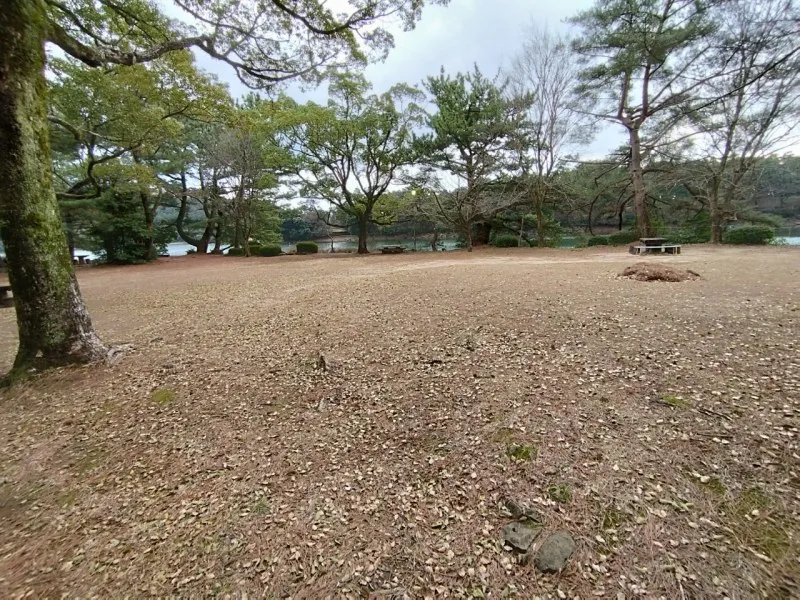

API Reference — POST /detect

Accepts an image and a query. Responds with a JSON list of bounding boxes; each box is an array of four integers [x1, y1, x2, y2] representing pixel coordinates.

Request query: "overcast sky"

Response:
[[185, 0, 623, 159]]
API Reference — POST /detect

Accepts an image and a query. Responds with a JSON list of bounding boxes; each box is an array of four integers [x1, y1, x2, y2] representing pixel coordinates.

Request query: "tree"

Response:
[[508, 26, 589, 246], [0, 0, 446, 377], [570, 0, 721, 238], [49, 52, 231, 262], [417, 66, 523, 250], [683, 0, 800, 242], [279, 206, 314, 242], [170, 124, 225, 254], [280, 75, 424, 253], [570, 0, 800, 239]]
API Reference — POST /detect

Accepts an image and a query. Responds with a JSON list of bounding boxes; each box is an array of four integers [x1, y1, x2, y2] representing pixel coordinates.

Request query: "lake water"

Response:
[[5, 235, 799, 263], [164, 238, 461, 255]]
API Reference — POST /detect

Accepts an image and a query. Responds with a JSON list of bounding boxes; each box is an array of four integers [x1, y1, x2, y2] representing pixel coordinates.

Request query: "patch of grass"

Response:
[[663, 394, 691, 408], [601, 505, 627, 530], [726, 486, 792, 560], [703, 476, 727, 496], [506, 443, 537, 462], [490, 427, 517, 443], [547, 483, 572, 504], [251, 499, 270, 515], [151, 388, 176, 404]]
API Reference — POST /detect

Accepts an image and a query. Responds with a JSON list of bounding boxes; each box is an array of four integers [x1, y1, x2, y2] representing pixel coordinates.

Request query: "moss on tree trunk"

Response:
[[0, 0, 106, 376]]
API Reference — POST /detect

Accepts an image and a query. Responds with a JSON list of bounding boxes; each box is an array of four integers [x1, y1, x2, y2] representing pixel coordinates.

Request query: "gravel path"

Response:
[[1, 246, 798, 598]]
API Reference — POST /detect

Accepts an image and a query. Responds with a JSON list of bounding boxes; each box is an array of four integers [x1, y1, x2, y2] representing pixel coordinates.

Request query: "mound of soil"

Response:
[[620, 262, 700, 282]]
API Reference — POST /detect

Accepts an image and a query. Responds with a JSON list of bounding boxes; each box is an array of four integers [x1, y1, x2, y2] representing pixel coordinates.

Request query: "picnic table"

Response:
[[73, 253, 92, 265], [0, 284, 12, 307], [629, 237, 681, 255], [380, 245, 406, 254]]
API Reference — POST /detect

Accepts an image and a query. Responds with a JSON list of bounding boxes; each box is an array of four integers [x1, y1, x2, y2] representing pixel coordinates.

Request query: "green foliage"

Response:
[[151, 388, 175, 404], [723, 225, 776, 245], [572, 232, 589, 248], [666, 229, 710, 244], [280, 207, 314, 242], [492, 234, 523, 248], [277, 74, 425, 250], [227, 247, 246, 256], [416, 66, 521, 248], [662, 395, 691, 408], [506, 443, 537, 461], [89, 190, 170, 263], [668, 210, 711, 243], [256, 244, 282, 257], [296, 241, 319, 254], [607, 230, 639, 245], [587, 236, 609, 246]]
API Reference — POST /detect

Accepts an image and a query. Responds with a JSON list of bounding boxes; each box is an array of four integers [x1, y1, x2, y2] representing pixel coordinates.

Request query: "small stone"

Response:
[[502, 522, 541, 551], [501, 497, 543, 523], [534, 531, 576, 573]]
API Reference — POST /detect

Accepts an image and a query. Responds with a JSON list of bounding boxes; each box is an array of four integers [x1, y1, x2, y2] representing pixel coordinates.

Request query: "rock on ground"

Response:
[[534, 531, 576, 573], [502, 522, 541, 551]]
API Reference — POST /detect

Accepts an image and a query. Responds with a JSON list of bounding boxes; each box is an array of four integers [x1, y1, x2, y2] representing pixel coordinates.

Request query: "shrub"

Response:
[[256, 244, 283, 257], [227, 247, 246, 256], [587, 235, 609, 246], [296, 241, 319, 254], [723, 225, 776, 245], [492, 233, 523, 248], [185, 248, 197, 255], [607, 230, 640, 245], [666, 228, 711, 244]]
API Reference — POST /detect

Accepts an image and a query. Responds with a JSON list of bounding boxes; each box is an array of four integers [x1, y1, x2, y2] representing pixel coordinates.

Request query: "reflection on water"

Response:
[[166, 238, 460, 255], [5, 233, 798, 263]]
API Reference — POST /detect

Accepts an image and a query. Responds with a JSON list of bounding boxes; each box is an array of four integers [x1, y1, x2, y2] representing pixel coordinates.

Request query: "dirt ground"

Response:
[[0, 246, 798, 599]]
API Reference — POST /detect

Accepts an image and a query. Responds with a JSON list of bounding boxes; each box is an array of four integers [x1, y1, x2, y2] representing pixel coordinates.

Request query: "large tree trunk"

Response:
[[535, 196, 546, 248], [140, 190, 156, 259], [708, 187, 723, 244], [628, 127, 652, 238], [0, 1, 106, 374], [176, 170, 212, 254], [357, 215, 369, 254], [212, 220, 223, 253]]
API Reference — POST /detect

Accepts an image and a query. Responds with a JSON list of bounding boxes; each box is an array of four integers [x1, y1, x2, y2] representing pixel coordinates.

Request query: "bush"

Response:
[[296, 241, 319, 254], [607, 230, 640, 245], [256, 244, 283, 257], [492, 233, 523, 248], [723, 225, 776, 245], [587, 235, 609, 246], [227, 247, 246, 256], [666, 229, 711, 244]]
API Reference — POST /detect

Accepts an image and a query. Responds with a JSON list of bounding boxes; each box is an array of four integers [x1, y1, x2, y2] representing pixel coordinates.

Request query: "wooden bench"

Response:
[[380, 245, 405, 254]]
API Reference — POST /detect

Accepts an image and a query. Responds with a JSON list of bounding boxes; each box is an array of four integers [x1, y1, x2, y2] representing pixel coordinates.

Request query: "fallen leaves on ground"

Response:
[[0, 246, 798, 599]]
